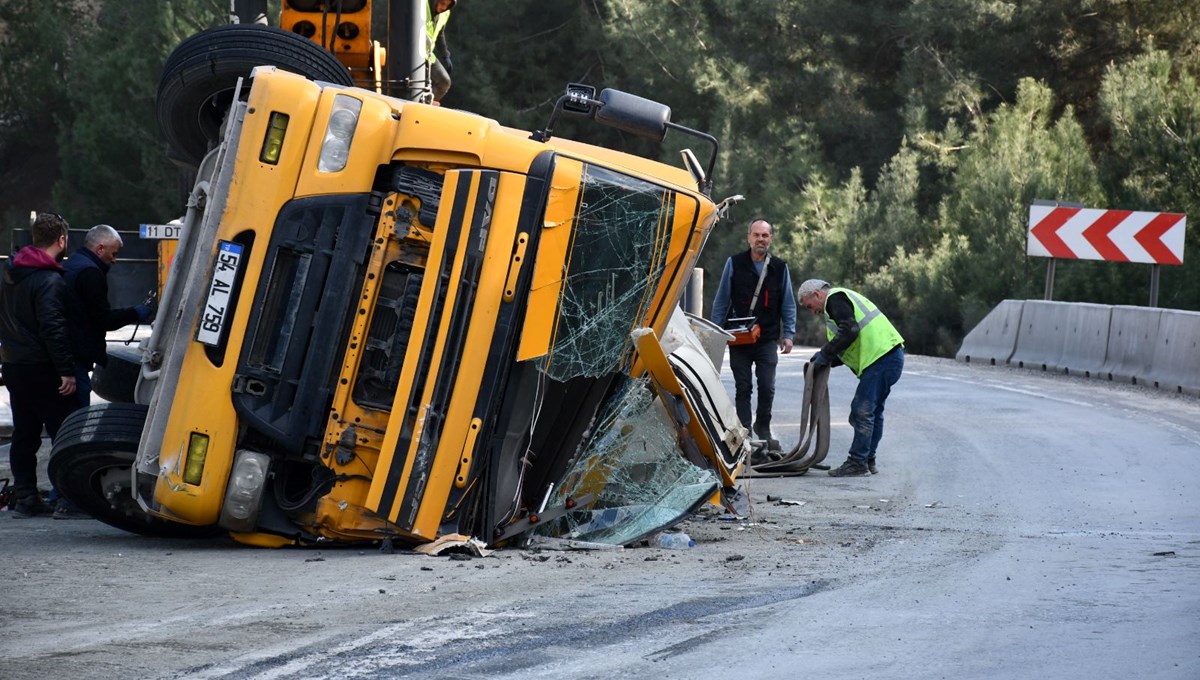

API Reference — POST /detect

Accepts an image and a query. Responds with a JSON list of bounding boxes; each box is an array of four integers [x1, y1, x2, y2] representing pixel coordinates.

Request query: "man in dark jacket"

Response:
[[62, 224, 154, 407], [0, 212, 77, 517], [710, 218, 797, 449]]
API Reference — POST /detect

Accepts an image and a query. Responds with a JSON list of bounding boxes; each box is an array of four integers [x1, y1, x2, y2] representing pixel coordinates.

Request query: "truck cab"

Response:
[[52, 65, 747, 547]]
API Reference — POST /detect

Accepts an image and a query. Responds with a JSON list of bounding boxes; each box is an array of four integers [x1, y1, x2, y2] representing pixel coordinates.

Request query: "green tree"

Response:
[[49, 1, 226, 228], [4, 0, 1199, 356], [1098, 48, 1200, 309], [941, 79, 1104, 310], [865, 233, 970, 356], [0, 0, 83, 240]]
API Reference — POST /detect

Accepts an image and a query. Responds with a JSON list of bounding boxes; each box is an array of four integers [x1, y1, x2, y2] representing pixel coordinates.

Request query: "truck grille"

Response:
[[353, 262, 423, 410]]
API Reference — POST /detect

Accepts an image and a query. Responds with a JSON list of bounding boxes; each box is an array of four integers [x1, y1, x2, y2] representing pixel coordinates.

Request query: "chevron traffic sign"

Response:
[[1027, 205, 1186, 265]]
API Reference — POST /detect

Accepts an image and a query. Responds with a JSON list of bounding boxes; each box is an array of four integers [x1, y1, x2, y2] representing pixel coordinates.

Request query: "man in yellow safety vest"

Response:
[[427, 0, 456, 101], [797, 279, 904, 477]]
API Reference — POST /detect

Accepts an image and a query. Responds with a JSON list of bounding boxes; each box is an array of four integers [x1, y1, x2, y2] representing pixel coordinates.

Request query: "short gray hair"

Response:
[[85, 224, 122, 250], [747, 218, 772, 234], [797, 278, 830, 299]]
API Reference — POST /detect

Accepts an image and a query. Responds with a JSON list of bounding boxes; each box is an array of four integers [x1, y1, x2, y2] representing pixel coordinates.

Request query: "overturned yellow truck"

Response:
[[51, 44, 748, 548]]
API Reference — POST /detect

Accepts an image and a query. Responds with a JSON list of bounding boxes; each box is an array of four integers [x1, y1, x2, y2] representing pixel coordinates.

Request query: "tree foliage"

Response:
[[2, 0, 1199, 355]]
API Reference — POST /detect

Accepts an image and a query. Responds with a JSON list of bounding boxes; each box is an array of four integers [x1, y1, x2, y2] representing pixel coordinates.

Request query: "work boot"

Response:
[[750, 446, 781, 467], [867, 457, 877, 474], [11, 492, 54, 518], [752, 421, 772, 441], [828, 459, 869, 477], [752, 422, 780, 452]]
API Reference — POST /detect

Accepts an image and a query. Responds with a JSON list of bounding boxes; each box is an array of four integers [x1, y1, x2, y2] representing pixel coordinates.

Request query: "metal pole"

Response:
[[1149, 264, 1160, 307], [1043, 258, 1056, 301], [385, 0, 429, 101], [683, 267, 704, 316]]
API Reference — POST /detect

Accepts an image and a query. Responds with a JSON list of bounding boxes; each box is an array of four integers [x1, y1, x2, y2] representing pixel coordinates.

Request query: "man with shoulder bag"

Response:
[[710, 218, 797, 450]]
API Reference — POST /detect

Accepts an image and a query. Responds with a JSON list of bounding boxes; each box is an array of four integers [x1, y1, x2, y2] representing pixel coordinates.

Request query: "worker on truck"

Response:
[[427, 0, 456, 101]]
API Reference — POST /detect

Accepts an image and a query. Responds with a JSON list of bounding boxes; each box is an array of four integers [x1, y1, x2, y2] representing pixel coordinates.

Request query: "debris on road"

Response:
[[414, 534, 493, 557], [526, 536, 625, 551]]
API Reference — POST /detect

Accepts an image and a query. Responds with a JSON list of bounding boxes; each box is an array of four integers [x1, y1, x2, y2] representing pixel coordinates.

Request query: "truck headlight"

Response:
[[219, 449, 271, 532], [317, 94, 361, 173]]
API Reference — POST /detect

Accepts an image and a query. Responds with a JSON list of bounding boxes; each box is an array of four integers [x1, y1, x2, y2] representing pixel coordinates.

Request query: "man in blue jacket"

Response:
[[711, 218, 796, 449], [0, 213, 77, 517]]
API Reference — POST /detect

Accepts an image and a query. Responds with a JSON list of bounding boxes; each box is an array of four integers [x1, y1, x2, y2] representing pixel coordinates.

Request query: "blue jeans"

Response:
[[847, 347, 904, 464], [729, 340, 778, 437]]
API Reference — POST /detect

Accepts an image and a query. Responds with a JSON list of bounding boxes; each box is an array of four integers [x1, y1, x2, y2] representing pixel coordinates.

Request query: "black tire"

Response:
[[91, 346, 141, 403], [156, 24, 354, 167], [49, 403, 223, 538]]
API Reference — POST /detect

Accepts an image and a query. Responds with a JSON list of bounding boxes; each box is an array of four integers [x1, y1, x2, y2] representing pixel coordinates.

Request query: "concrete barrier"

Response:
[[1008, 300, 1067, 371], [1051, 302, 1111, 376], [958, 299, 1197, 397], [1101, 306, 1162, 385], [1146, 310, 1200, 396], [955, 299, 1023, 365]]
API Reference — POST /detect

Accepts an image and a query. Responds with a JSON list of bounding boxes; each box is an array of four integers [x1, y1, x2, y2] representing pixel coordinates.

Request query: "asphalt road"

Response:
[[2, 352, 1197, 679]]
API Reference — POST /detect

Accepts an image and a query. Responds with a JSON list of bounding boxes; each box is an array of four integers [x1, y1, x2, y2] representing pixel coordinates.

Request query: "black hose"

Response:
[[749, 360, 831, 475]]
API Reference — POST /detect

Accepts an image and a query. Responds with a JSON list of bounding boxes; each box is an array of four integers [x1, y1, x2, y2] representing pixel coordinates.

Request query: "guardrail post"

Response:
[[682, 267, 703, 316]]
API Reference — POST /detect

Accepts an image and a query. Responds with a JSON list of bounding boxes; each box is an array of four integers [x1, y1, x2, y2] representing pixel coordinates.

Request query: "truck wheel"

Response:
[[157, 24, 355, 168], [49, 404, 223, 539]]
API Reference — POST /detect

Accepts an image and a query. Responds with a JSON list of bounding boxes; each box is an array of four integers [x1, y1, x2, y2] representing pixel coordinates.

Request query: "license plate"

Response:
[[195, 241, 244, 347]]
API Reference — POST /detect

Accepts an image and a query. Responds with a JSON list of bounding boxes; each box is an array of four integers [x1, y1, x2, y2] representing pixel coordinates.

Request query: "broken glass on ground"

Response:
[[535, 376, 719, 546]]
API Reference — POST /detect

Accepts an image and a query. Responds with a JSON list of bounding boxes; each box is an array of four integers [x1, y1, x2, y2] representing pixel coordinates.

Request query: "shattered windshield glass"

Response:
[[543, 166, 673, 381], [537, 376, 719, 546]]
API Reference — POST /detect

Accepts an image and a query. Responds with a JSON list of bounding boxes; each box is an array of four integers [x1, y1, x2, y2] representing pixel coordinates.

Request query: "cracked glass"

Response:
[[537, 376, 719, 545], [543, 165, 674, 381]]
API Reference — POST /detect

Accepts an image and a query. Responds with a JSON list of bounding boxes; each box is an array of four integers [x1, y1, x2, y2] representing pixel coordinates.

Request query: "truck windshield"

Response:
[[543, 165, 675, 381]]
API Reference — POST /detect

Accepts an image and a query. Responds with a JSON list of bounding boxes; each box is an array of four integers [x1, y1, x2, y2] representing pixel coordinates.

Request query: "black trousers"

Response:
[[431, 60, 451, 101], [728, 339, 779, 438], [2, 363, 76, 495]]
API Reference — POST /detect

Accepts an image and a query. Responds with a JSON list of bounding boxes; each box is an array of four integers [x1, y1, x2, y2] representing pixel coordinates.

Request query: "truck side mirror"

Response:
[[593, 88, 671, 142]]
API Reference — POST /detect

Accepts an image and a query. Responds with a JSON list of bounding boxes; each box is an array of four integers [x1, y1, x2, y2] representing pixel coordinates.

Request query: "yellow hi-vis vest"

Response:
[[823, 287, 904, 376], [426, 10, 450, 64]]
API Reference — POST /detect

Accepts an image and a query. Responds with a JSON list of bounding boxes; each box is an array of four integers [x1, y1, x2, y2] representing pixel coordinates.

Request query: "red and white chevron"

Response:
[[1027, 205, 1186, 265]]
